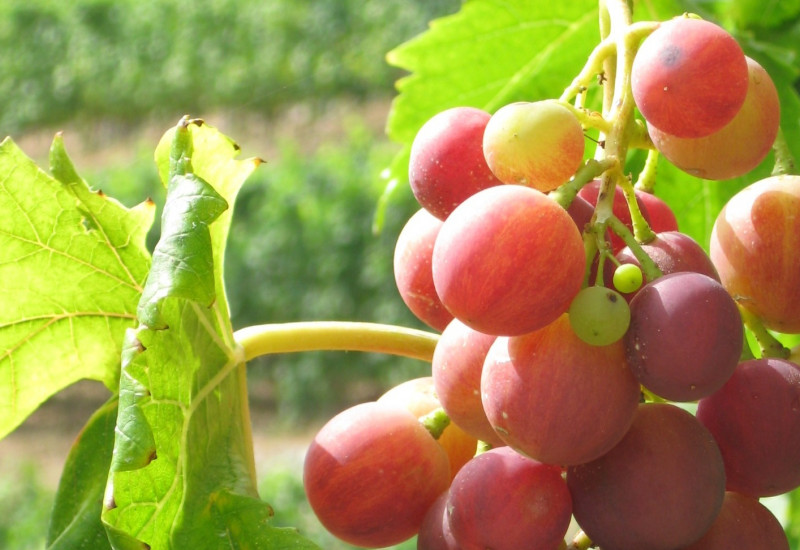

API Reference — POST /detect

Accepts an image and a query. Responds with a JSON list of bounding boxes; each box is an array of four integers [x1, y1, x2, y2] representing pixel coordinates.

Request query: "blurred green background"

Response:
[[0, 0, 458, 548]]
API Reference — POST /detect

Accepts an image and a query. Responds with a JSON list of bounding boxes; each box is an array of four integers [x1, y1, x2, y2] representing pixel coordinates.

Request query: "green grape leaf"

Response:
[[0, 135, 154, 440], [47, 396, 118, 550], [729, 0, 800, 29], [384, 0, 599, 187], [743, 40, 800, 175], [136, 171, 228, 329], [101, 119, 317, 550], [649, 159, 767, 250], [154, 119, 262, 331]]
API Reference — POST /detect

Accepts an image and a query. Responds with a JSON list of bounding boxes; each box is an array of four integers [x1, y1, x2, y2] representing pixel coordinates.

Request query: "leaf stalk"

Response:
[[234, 321, 439, 363]]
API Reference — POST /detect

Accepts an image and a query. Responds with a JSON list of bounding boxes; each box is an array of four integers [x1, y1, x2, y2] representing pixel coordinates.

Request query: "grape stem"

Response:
[[771, 127, 797, 176], [566, 529, 595, 550], [560, 35, 617, 103], [737, 305, 791, 359], [560, 102, 613, 136], [550, 157, 619, 210], [560, 21, 658, 105], [634, 148, 660, 193], [583, 0, 665, 292], [617, 176, 656, 243], [607, 209, 662, 283], [233, 321, 439, 363], [420, 407, 451, 440]]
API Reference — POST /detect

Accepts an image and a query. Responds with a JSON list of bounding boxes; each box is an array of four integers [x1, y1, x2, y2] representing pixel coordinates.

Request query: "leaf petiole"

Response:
[[234, 321, 439, 363]]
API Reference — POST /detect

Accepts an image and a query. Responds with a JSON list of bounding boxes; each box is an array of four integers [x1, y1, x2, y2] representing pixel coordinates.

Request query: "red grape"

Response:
[[697, 358, 800, 497], [709, 175, 800, 333], [625, 272, 742, 401], [632, 17, 749, 138], [649, 57, 780, 180], [431, 319, 504, 447], [634, 189, 678, 232], [394, 208, 454, 331], [566, 194, 594, 234], [447, 447, 572, 550], [482, 314, 640, 466], [416, 491, 460, 550], [409, 106, 503, 220], [567, 403, 726, 550], [615, 230, 720, 300], [679, 491, 789, 550], [432, 185, 584, 336], [303, 402, 450, 548]]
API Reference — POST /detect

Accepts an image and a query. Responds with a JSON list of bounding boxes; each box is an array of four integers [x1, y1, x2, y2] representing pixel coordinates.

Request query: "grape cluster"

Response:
[[302, 14, 798, 550]]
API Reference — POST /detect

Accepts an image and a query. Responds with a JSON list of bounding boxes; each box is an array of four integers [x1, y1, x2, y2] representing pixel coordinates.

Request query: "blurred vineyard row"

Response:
[[1, 0, 457, 132]]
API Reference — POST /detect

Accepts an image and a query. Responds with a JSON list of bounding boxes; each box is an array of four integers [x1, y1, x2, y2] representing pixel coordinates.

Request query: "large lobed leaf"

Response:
[[101, 119, 317, 549], [0, 135, 154, 440]]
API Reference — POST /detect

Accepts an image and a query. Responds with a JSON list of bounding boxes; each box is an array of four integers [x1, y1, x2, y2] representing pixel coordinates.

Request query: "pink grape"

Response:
[[409, 106, 503, 220], [680, 491, 789, 550], [709, 175, 800, 333], [431, 319, 504, 446], [303, 402, 450, 548], [447, 447, 572, 550], [482, 314, 640, 466], [393, 208, 454, 331], [649, 57, 780, 180], [432, 185, 584, 336], [632, 17, 749, 138]]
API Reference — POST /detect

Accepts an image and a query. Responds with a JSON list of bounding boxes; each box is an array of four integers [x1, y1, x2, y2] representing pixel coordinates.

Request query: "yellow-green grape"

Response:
[[613, 263, 644, 294], [482, 100, 585, 192], [568, 286, 631, 346]]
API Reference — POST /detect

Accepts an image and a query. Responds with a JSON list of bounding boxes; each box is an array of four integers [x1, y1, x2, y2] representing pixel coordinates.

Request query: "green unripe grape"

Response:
[[568, 286, 631, 346], [613, 263, 644, 294]]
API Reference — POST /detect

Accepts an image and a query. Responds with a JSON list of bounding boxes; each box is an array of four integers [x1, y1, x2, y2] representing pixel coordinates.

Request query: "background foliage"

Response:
[[0, 0, 458, 133]]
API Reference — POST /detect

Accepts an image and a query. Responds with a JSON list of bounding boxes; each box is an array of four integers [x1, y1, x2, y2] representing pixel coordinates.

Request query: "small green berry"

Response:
[[613, 263, 644, 294]]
